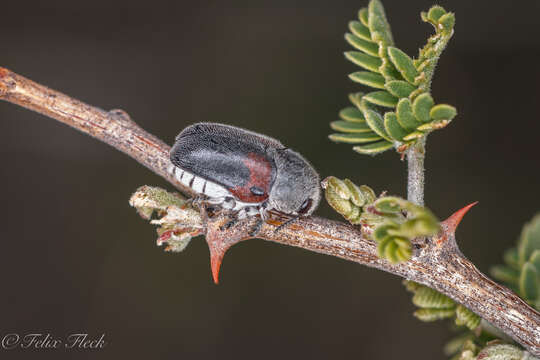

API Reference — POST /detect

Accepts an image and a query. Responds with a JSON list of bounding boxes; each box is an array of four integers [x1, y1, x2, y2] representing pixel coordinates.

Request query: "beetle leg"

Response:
[[258, 201, 269, 220], [258, 207, 267, 221], [237, 208, 248, 220], [184, 194, 206, 211], [249, 218, 264, 237], [220, 218, 238, 231], [245, 206, 259, 217], [275, 216, 300, 232], [221, 197, 237, 210]]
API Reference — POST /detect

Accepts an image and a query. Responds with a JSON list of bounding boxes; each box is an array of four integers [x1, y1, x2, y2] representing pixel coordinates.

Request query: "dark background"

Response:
[[1, 0, 539, 359]]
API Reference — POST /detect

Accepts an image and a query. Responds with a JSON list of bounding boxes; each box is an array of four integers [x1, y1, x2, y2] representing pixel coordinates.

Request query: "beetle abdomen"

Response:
[[169, 165, 230, 199]]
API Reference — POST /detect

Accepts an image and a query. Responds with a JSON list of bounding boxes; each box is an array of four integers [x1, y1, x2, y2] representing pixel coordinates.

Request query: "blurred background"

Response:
[[1, 0, 539, 359]]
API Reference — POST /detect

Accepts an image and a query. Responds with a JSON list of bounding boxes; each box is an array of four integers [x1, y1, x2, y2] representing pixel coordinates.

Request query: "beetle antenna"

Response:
[[274, 215, 300, 232]]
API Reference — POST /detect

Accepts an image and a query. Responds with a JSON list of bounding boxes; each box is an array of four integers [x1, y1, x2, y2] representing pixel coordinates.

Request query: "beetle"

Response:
[[168, 122, 321, 230]]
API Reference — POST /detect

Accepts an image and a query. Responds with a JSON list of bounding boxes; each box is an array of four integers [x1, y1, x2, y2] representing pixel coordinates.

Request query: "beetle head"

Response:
[[268, 149, 321, 217]]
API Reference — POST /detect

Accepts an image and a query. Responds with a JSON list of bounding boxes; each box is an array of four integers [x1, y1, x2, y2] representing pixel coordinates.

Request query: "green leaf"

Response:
[[415, 4, 455, 93], [414, 308, 455, 322], [426, 5, 447, 23], [403, 280, 422, 293], [358, 8, 369, 27], [393, 237, 411, 249], [476, 344, 525, 360], [412, 93, 435, 122], [374, 196, 402, 214], [396, 245, 412, 262], [373, 224, 398, 242], [345, 33, 379, 56], [345, 51, 382, 72], [386, 242, 401, 263], [353, 140, 393, 155], [394, 217, 439, 238], [412, 286, 455, 309], [383, 238, 399, 263], [443, 334, 476, 357], [417, 120, 450, 131], [430, 104, 457, 121], [343, 179, 366, 207], [364, 109, 392, 141], [358, 97, 377, 113], [396, 98, 422, 130], [518, 214, 540, 265], [367, 0, 394, 45], [491, 265, 520, 284], [325, 187, 358, 224], [379, 59, 403, 80], [363, 91, 398, 108], [455, 305, 481, 330], [329, 132, 381, 144], [131, 186, 188, 219], [348, 92, 364, 109], [530, 250, 540, 273], [339, 107, 365, 122], [520, 262, 539, 300], [439, 13, 455, 32], [403, 131, 424, 141], [377, 236, 392, 256], [359, 185, 376, 204], [384, 112, 409, 141], [330, 121, 372, 133], [325, 177, 351, 198], [324, 178, 361, 209], [387, 47, 419, 84], [385, 80, 416, 98], [349, 21, 372, 41], [349, 71, 386, 89], [504, 247, 520, 269]]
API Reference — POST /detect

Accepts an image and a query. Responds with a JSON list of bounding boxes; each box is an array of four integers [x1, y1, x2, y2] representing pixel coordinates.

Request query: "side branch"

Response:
[[1, 68, 539, 355]]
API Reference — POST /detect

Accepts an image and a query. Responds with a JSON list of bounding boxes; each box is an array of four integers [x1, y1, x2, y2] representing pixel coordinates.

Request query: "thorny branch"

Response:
[[1, 68, 539, 356]]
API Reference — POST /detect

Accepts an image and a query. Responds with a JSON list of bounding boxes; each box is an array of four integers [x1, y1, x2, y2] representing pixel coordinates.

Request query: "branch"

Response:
[[0, 67, 196, 199], [1, 68, 539, 356], [407, 137, 426, 206]]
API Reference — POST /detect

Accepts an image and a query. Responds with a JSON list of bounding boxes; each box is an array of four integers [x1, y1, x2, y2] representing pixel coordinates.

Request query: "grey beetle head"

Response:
[[267, 148, 321, 216]]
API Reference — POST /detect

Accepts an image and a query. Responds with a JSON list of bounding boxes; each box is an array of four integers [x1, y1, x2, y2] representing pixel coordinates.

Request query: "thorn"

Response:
[[207, 234, 233, 285], [204, 212, 254, 284], [442, 201, 478, 234], [209, 244, 225, 284]]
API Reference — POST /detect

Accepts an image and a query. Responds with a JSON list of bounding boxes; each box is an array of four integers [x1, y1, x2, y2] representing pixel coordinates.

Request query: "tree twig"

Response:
[[407, 137, 426, 206], [1, 67, 539, 356]]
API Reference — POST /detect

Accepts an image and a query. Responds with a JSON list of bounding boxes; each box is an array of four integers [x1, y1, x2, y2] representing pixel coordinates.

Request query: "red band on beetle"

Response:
[[229, 152, 272, 203]]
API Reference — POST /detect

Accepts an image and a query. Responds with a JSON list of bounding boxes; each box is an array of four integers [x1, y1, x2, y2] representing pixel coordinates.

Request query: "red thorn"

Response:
[[205, 221, 249, 284], [209, 245, 225, 285], [442, 201, 478, 234], [204, 211, 258, 284]]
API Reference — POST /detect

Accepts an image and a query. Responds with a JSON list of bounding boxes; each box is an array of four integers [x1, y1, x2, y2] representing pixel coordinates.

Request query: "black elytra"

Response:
[[170, 123, 279, 204]]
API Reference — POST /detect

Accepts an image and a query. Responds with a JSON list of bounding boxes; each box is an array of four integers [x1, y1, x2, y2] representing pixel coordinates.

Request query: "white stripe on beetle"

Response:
[[168, 164, 263, 212]]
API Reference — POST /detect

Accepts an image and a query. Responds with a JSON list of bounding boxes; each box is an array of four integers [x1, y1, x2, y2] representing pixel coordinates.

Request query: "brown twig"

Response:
[[1, 68, 539, 356]]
